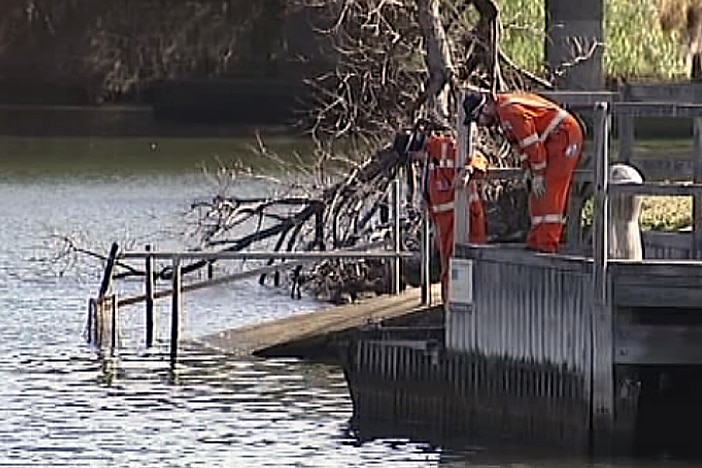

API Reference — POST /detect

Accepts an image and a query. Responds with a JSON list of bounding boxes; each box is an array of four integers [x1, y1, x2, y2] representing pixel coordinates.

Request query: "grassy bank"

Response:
[[501, 0, 687, 79]]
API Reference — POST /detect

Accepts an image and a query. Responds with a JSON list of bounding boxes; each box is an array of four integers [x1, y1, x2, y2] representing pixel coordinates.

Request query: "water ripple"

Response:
[[2, 169, 690, 468]]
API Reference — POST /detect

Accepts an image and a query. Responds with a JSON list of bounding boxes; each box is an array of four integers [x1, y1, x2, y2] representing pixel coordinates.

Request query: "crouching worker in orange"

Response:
[[422, 133, 489, 303], [463, 91, 583, 254]]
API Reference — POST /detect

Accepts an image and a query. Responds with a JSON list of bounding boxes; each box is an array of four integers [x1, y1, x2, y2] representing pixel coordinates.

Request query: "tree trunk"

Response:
[[416, 0, 454, 120], [544, 0, 604, 90]]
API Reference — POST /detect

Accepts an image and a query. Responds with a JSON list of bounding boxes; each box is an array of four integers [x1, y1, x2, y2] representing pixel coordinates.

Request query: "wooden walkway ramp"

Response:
[[196, 285, 443, 360]]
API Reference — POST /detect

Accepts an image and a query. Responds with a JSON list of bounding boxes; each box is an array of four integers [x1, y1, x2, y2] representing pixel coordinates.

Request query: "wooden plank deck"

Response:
[[196, 284, 442, 357], [611, 260, 702, 307]]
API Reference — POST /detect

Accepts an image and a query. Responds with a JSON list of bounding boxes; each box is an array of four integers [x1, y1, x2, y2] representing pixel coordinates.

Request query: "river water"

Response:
[[0, 134, 697, 468]]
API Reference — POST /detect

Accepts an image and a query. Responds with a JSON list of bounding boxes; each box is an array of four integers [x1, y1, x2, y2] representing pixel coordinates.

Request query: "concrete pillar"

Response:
[[545, 0, 605, 90], [608, 164, 644, 260]]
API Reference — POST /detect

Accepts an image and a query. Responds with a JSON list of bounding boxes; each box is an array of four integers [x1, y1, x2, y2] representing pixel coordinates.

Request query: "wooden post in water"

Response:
[[145, 244, 155, 348], [110, 294, 118, 351], [591, 101, 614, 453], [693, 118, 702, 259], [170, 257, 182, 366], [98, 242, 119, 299]]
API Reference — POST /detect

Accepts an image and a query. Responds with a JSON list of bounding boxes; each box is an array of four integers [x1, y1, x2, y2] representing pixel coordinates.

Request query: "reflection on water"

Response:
[[2, 339, 449, 467]]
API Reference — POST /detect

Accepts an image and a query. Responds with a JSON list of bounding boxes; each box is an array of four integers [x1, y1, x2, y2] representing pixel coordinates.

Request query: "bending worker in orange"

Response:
[[462, 91, 583, 253], [422, 133, 489, 303]]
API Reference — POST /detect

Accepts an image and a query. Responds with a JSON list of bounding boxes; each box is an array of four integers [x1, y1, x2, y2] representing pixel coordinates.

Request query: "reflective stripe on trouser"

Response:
[[527, 119, 582, 253], [432, 201, 454, 213]]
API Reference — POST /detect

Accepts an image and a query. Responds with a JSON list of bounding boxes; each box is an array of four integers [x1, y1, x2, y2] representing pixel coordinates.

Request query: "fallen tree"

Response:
[[62, 1, 597, 303], [163, 0, 600, 303]]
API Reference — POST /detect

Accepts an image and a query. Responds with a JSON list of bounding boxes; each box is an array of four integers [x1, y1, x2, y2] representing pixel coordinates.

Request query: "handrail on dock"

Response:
[[120, 250, 414, 261], [87, 176, 435, 367]]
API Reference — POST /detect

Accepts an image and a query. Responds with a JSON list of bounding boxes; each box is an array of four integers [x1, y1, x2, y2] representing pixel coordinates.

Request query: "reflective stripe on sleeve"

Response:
[[519, 133, 540, 148], [541, 109, 568, 141], [531, 214, 566, 225]]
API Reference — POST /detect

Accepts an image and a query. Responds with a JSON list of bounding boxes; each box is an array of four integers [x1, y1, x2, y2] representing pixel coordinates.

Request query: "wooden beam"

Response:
[[613, 102, 702, 118], [539, 91, 618, 108], [615, 324, 702, 365], [613, 284, 702, 307], [624, 82, 702, 102], [454, 243, 592, 272], [608, 182, 702, 196]]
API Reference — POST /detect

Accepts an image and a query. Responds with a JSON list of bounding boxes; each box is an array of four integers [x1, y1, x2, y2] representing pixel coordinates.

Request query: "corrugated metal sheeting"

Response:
[[447, 255, 592, 375]]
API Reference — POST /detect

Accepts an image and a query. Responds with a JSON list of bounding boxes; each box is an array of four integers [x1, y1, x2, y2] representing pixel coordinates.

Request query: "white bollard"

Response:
[[608, 163, 644, 260]]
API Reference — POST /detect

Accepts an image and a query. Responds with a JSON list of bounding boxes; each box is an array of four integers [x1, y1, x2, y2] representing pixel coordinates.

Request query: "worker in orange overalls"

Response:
[[463, 91, 583, 254], [422, 133, 489, 303]]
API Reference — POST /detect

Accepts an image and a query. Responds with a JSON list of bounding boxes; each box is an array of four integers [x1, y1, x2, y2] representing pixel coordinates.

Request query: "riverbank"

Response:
[[0, 103, 298, 138], [0, 98, 697, 140]]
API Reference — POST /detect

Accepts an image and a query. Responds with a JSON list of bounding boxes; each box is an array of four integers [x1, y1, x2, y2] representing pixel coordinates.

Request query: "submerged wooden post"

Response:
[[170, 257, 182, 366], [145, 244, 155, 348], [110, 294, 118, 350], [392, 176, 402, 295], [591, 101, 614, 452]]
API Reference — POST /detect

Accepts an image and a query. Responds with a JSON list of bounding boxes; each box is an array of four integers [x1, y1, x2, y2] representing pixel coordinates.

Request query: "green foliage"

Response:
[[582, 196, 692, 231], [499, 0, 688, 79], [605, 0, 686, 78], [499, 0, 545, 73]]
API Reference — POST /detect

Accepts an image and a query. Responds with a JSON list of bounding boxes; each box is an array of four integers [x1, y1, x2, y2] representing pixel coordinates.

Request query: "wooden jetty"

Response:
[[85, 177, 441, 366], [196, 284, 443, 360], [341, 89, 702, 458], [85, 83, 702, 458]]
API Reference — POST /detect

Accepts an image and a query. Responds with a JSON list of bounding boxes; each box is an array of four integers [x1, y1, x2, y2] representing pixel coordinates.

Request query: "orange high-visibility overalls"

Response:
[[495, 93, 583, 254], [426, 134, 488, 303]]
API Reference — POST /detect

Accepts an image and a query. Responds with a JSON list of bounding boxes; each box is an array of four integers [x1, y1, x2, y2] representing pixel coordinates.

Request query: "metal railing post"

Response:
[[170, 256, 182, 367], [591, 101, 614, 453], [392, 176, 402, 295], [421, 212, 431, 305]]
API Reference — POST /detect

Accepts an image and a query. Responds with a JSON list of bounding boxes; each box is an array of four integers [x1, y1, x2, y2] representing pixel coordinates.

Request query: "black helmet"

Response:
[[462, 92, 488, 123]]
